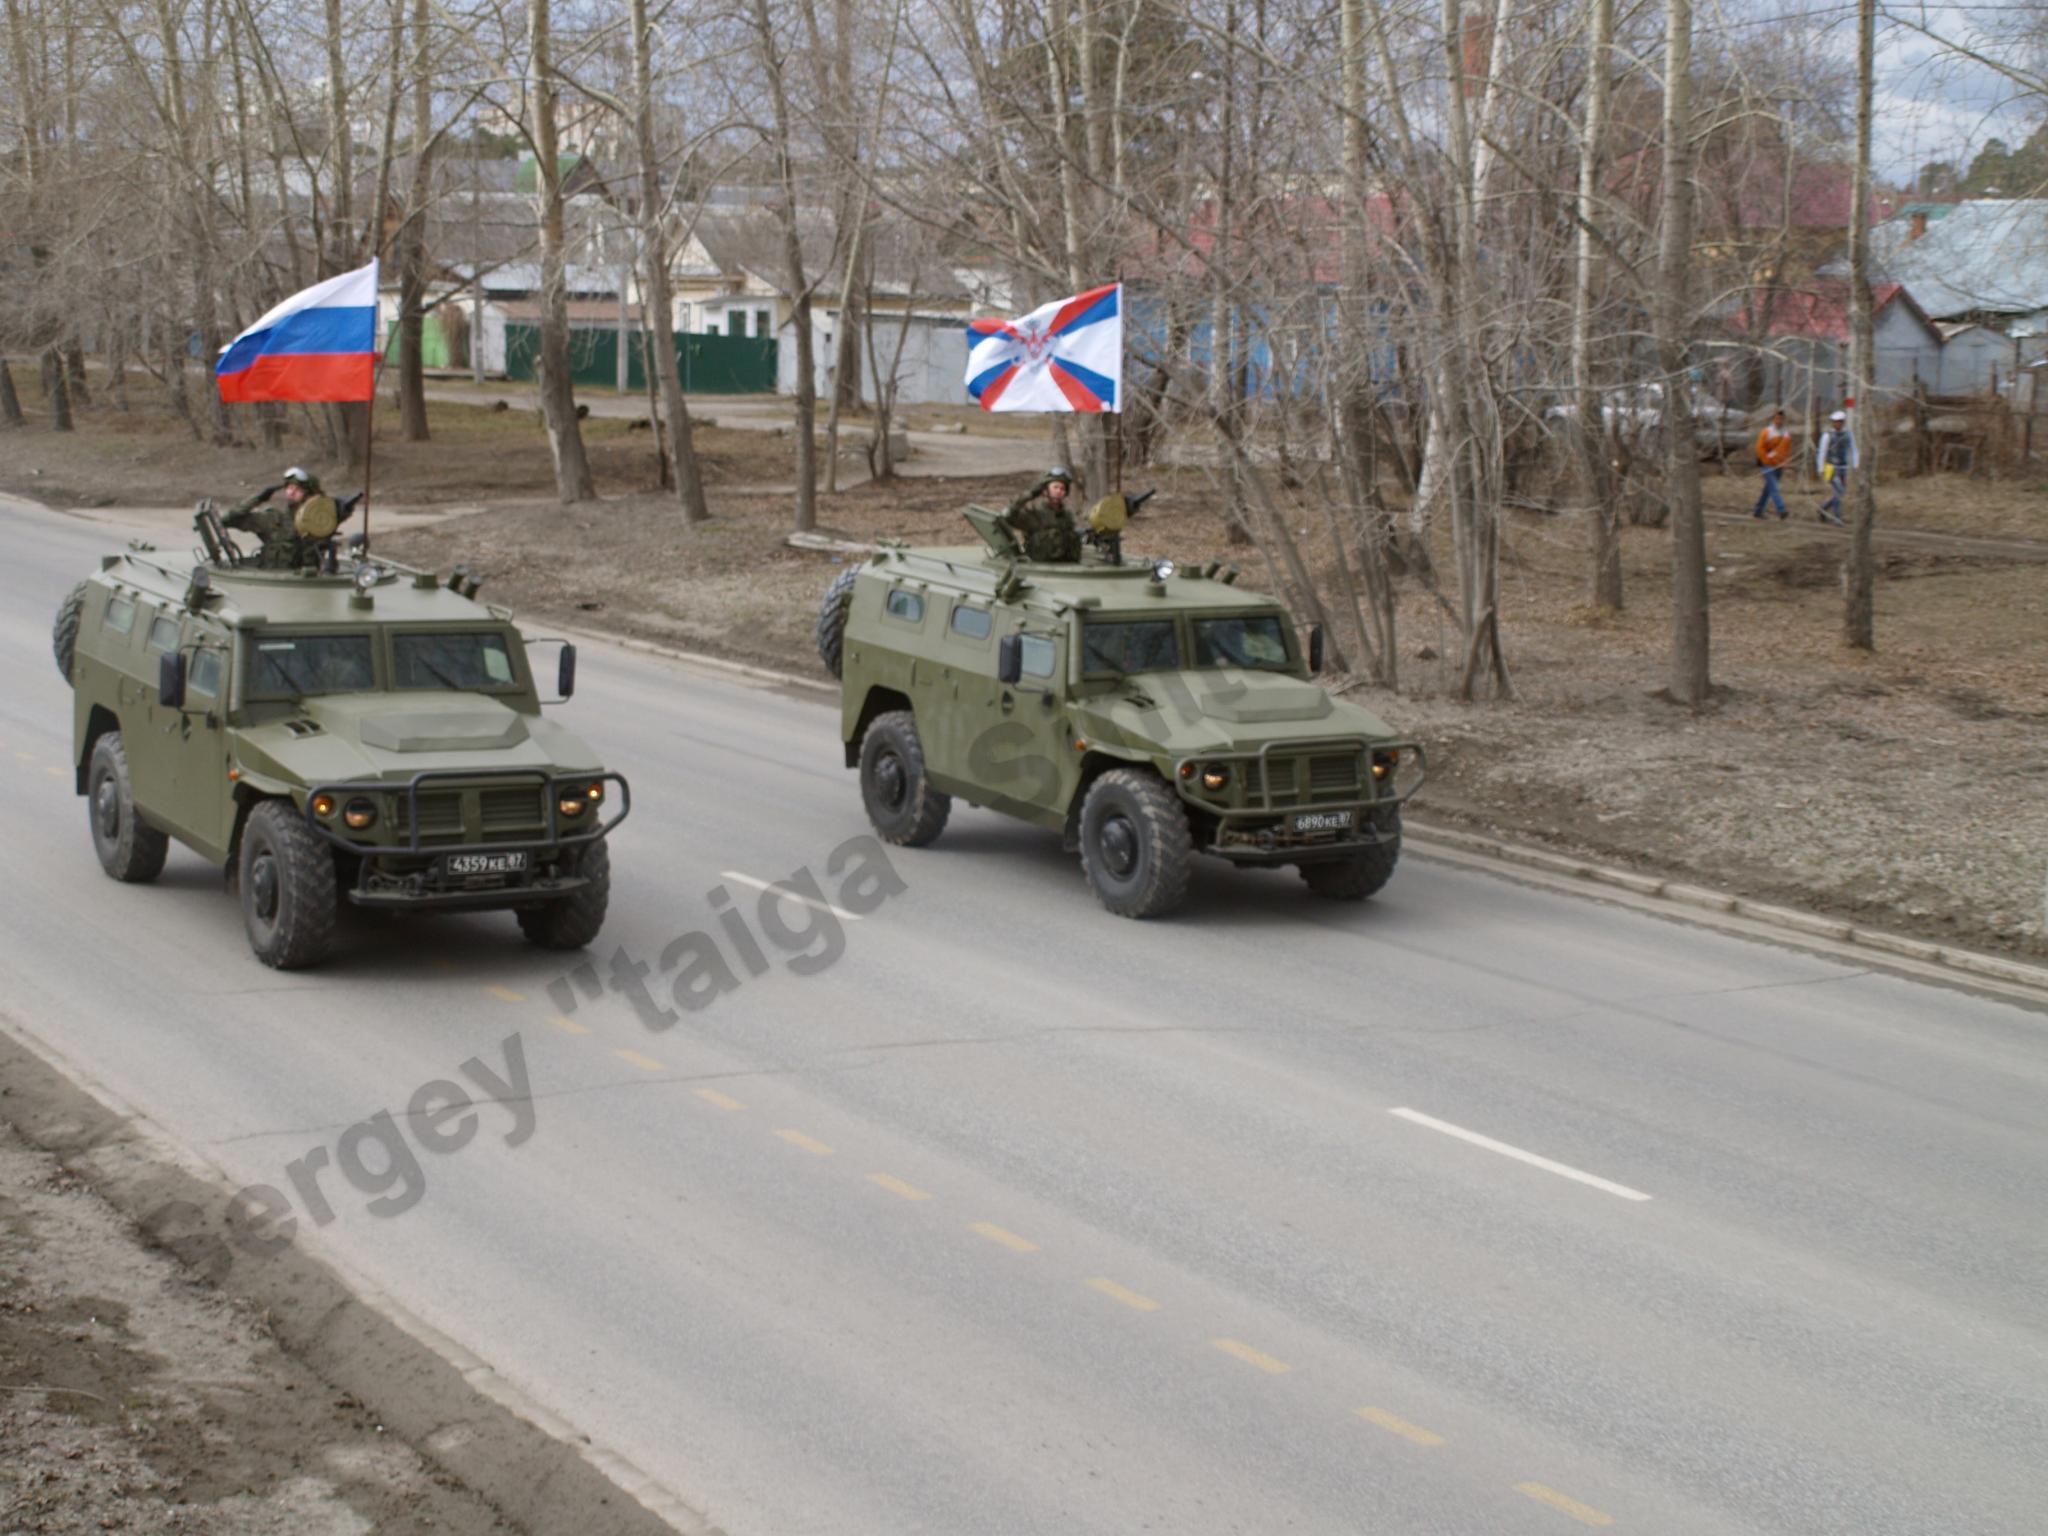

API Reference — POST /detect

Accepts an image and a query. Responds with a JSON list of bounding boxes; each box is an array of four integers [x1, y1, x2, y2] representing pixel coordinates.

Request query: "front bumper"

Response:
[[1173, 739, 1424, 865], [302, 768, 630, 907]]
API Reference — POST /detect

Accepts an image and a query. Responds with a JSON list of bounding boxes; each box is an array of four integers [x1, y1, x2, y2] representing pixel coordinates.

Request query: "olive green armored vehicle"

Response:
[[53, 507, 628, 968], [816, 498, 1423, 917]]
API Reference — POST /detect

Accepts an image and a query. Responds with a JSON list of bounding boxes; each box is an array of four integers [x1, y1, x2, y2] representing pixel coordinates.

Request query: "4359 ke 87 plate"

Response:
[[445, 851, 529, 877]]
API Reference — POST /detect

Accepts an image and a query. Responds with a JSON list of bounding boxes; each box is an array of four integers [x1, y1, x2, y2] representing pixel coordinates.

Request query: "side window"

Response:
[[1018, 635, 1057, 680], [884, 589, 925, 625], [189, 649, 225, 697], [948, 604, 992, 641], [147, 614, 182, 653], [104, 594, 136, 635]]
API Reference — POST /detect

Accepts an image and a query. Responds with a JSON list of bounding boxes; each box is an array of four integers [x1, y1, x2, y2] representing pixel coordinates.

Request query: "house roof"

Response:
[[1722, 281, 1933, 342], [1843, 198, 2048, 318]]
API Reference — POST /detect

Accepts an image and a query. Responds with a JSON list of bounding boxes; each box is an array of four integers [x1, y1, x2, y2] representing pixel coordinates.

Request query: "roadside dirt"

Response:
[[378, 469, 2047, 963]]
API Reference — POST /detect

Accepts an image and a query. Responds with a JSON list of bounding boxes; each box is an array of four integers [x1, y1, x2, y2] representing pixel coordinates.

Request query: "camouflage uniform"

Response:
[[1000, 474, 1083, 563], [223, 485, 340, 571]]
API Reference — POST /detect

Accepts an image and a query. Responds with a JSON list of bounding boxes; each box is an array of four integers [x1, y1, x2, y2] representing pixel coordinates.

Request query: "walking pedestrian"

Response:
[[1752, 408, 1793, 519], [1815, 409, 1857, 525]]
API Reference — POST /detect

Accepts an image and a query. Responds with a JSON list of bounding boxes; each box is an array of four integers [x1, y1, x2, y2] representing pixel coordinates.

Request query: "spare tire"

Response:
[[815, 566, 859, 678], [53, 581, 87, 684]]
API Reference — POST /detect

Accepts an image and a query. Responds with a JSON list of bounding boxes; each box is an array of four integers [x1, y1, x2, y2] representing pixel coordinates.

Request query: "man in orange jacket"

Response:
[[1752, 408, 1793, 519]]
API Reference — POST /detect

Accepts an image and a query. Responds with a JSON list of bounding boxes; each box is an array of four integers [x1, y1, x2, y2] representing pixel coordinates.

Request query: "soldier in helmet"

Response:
[[223, 467, 341, 570], [999, 467, 1084, 563]]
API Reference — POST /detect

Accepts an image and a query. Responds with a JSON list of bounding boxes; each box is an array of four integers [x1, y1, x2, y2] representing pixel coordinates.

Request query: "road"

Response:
[[4, 496, 2046, 1535]]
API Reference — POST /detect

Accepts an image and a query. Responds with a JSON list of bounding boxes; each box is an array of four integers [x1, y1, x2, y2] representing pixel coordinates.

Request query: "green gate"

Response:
[[502, 324, 777, 394]]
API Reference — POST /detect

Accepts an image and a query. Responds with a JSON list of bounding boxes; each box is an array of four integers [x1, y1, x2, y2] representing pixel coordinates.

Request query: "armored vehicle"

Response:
[[53, 507, 628, 968], [816, 501, 1424, 917]]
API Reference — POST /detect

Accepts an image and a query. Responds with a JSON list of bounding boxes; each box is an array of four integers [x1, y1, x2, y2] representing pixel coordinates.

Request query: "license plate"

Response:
[[445, 851, 528, 877], [1292, 809, 1353, 834]]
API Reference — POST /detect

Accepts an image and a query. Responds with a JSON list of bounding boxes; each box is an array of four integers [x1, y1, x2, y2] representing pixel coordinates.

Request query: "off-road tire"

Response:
[[1299, 810, 1402, 901], [859, 710, 950, 846], [1078, 768, 1193, 919], [87, 733, 169, 883], [815, 566, 859, 678], [53, 581, 87, 683], [517, 839, 611, 949], [239, 799, 339, 969]]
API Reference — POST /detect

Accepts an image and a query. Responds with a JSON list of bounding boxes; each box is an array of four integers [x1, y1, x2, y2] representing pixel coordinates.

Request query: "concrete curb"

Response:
[[555, 627, 2048, 1003], [1405, 823, 2048, 998]]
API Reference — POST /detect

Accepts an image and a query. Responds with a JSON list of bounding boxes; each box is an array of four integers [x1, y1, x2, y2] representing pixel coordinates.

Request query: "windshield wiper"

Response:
[[410, 653, 465, 690]]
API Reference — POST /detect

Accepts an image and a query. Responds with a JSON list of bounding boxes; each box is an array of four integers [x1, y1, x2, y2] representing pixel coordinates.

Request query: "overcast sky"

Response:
[[1872, 4, 2044, 183]]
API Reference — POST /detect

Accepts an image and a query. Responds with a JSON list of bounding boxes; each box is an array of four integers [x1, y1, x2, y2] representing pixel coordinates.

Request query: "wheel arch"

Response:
[[76, 704, 120, 794], [846, 685, 914, 768]]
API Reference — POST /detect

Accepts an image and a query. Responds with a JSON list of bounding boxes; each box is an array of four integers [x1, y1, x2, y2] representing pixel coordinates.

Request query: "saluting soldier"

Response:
[[1000, 467, 1083, 562], [223, 466, 340, 570]]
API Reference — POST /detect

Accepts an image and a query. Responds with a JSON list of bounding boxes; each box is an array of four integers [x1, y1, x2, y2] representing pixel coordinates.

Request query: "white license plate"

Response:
[[446, 851, 528, 876], [1292, 809, 1353, 834]]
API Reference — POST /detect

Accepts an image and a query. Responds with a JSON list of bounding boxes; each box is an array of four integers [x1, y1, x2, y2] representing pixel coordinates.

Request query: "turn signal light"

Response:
[[1371, 749, 1400, 781], [311, 793, 336, 818], [586, 781, 604, 802]]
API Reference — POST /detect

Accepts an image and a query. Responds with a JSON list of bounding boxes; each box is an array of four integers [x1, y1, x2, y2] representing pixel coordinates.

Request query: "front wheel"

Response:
[[87, 733, 169, 882], [1078, 769, 1192, 919], [1299, 811, 1402, 901], [859, 710, 950, 846], [240, 799, 338, 969], [517, 840, 611, 949]]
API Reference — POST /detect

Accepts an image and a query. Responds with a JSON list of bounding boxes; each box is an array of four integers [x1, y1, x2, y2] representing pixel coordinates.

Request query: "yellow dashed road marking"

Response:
[[615, 1049, 664, 1072], [776, 1128, 834, 1155], [13, 751, 34, 762], [484, 985, 525, 1003], [45, 766, 65, 779], [866, 1172, 932, 1201], [1355, 1406, 1445, 1447], [1211, 1338, 1290, 1374], [1085, 1277, 1160, 1312], [969, 1221, 1038, 1252], [1514, 1483, 1614, 1527], [548, 1013, 590, 1036], [695, 1088, 745, 1111]]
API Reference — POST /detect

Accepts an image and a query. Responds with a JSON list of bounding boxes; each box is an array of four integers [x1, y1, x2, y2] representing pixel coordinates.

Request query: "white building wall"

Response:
[[777, 310, 971, 406]]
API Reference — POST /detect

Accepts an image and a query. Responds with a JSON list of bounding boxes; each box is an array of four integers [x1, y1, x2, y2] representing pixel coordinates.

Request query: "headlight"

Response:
[[1371, 749, 1400, 781], [311, 793, 336, 819], [1200, 764, 1230, 792], [343, 798, 378, 829], [352, 562, 379, 594], [557, 795, 587, 818]]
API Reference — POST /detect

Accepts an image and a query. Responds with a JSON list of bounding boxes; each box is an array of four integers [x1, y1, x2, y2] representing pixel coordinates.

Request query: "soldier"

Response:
[[223, 467, 340, 570], [1000, 467, 1083, 563]]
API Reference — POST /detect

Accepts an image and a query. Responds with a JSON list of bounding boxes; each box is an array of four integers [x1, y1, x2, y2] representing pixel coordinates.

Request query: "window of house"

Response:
[[755, 309, 771, 337]]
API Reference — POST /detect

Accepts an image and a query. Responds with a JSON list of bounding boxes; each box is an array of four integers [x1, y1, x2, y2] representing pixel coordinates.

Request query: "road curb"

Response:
[[550, 629, 2048, 1003]]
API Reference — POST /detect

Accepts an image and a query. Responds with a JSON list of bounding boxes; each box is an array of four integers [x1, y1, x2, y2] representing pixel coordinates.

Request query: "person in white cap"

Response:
[[1814, 409, 1857, 525]]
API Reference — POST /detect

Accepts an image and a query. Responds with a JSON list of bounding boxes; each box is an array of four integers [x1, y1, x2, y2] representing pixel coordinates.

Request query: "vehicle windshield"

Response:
[[1082, 620, 1180, 675], [393, 631, 519, 690], [249, 634, 375, 697], [1192, 615, 1293, 671]]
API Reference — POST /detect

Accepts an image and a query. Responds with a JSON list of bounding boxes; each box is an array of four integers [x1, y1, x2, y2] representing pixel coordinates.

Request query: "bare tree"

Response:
[[1843, 0, 1877, 650], [1572, 0, 1621, 610], [1658, 0, 1709, 706], [528, 0, 596, 501]]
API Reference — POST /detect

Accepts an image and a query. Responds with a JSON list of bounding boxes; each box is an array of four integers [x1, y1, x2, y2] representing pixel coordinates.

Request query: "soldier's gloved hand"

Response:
[[256, 483, 284, 502]]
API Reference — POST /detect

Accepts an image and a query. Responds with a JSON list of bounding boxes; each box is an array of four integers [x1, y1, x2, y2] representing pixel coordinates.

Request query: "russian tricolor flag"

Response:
[[965, 282, 1121, 413], [217, 261, 380, 404]]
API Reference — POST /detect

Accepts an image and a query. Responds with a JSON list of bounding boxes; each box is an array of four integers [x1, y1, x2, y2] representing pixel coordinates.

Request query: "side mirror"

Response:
[[159, 650, 187, 709], [557, 643, 577, 700], [997, 633, 1023, 686], [1308, 624, 1325, 676]]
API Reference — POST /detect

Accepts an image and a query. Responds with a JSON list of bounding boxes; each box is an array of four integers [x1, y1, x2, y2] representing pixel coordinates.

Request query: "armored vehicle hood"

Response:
[[1074, 668, 1395, 755], [237, 692, 599, 787]]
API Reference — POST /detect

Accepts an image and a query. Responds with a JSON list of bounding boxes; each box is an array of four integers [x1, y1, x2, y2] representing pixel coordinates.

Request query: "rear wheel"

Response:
[[859, 710, 949, 846], [517, 839, 611, 949], [240, 800, 338, 969], [1078, 769, 1192, 919], [53, 581, 86, 683], [815, 566, 858, 678], [1299, 810, 1402, 901], [87, 733, 169, 883]]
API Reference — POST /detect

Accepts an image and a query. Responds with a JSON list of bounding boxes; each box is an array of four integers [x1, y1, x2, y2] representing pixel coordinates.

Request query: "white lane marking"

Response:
[[1389, 1107, 1652, 1202], [719, 869, 864, 922]]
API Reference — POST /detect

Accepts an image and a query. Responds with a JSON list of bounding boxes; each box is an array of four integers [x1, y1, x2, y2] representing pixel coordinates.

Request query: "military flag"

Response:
[[217, 261, 380, 403], [964, 282, 1121, 413]]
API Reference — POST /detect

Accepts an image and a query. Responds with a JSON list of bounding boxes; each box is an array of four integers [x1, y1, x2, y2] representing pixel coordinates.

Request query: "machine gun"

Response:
[[193, 499, 244, 567], [1081, 488, 1156, 566]]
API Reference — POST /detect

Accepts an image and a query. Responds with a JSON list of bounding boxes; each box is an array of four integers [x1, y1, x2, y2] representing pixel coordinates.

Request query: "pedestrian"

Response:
[[1815, 409, 1857, 525], [1752, 408, 1793, 519]]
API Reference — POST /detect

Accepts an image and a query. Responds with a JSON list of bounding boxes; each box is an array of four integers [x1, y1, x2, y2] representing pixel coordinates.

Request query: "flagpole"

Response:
[[1111, 273, 1124, 494]]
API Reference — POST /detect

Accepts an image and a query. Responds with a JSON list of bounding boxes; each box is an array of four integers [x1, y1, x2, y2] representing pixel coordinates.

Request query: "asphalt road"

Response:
[[4, 497, 2046, 1535]]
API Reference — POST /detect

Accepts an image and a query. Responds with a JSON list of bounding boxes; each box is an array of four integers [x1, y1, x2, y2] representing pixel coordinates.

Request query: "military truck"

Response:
[[815, 500, 1424, 917], [52, 508, 628, 968]]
